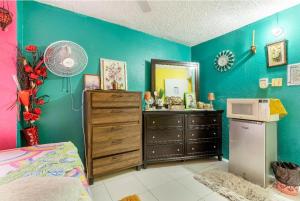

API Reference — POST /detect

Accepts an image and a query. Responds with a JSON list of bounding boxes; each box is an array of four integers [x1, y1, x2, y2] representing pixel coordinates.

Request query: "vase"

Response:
[[22, 126, 39, 146]]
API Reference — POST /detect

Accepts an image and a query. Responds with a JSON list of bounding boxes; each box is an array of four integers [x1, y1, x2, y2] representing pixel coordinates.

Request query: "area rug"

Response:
[[194, 170, 272, 201], [120, 194, 141, 201]]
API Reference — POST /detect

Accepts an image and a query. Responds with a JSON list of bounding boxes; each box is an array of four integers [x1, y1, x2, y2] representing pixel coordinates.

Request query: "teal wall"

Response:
[[19, 1, 300, 164], [19, 1, 191, 159], [192, 5, 300, 164]]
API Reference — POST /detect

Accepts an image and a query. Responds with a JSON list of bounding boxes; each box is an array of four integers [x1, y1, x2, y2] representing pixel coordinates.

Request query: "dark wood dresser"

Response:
[[143, 110, 223, 167], [84, 90, 142, 184]]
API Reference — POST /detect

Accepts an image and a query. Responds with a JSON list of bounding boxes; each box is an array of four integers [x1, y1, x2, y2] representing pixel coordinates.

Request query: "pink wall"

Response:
[[0, 1, 17, 150]]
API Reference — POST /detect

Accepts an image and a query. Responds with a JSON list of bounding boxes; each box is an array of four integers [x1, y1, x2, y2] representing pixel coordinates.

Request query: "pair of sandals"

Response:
[[274, 181, 299, 196]]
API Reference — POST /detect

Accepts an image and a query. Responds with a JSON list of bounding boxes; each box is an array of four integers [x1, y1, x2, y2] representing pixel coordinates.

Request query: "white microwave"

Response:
[[227, 99, 279, 122]]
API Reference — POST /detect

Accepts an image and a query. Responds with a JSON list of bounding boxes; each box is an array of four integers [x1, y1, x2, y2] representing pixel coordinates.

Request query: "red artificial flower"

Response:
[[24, 65, 33, 73], [29, 73, 39, 80], [33, 108, 42, 115], [31, 113, 39, 121], [18, 90, 30, 107], [36, 99, 45, 105], [35, 67, 41, 75], [25, 45, 38, 53], [23, 111, 31, 121], [23, 111, 40, 121], [30, 88, 38, 96], [40, 67, 47, 77], [36, 80, 43, 86]]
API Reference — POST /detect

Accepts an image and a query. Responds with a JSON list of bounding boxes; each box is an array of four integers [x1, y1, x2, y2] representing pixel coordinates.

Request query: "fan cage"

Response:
[[44, 40, 88, 77]]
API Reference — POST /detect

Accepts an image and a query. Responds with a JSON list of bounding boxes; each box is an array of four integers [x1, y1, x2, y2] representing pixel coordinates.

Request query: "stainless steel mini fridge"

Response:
[[229, 119, 277, 187]]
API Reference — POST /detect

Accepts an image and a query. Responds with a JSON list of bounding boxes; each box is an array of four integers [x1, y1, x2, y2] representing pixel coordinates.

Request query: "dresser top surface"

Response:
[[85, 90, 141, 94], [143, 109, 224, 114]]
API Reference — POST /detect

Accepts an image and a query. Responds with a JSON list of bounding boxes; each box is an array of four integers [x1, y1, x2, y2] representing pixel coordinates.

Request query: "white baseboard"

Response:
[[222, 158, 229, 163]]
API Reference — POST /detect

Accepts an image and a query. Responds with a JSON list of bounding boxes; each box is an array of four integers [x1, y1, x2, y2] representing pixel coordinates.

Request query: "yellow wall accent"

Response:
[[155, 67, 193, 95]]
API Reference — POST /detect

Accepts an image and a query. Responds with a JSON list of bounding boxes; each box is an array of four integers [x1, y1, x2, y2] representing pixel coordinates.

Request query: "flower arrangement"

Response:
[[17, 45, 48, 146]]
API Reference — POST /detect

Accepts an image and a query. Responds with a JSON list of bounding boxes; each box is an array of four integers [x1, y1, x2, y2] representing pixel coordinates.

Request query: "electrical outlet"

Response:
[[259, 78, 269, 89], [272, 78, 283, 87]]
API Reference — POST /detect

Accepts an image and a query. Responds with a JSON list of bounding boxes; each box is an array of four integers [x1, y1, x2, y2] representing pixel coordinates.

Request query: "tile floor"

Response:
[[90, 158, 300, 201]]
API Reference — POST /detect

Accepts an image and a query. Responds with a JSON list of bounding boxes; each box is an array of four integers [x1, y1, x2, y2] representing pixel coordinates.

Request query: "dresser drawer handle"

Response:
[[177, 120, 181, 123], [152, 150, 155, 154], [192, 120, 195, 123], [177, 149, 180, 152], [213, 132, 216, 135], [111, 126, 122, 132], [111, 94, 123, 98], [111, 110, 121, 113], [191, 133, 195, 137], [192, 147, 195, 150], [152, 121, 156, 124], [213, 119, 217, 122], [152, 136, 156, 139], [177, 135, 181, 138], [112, 156, 121, 160], [111, 139, 122, 145], [213, 145, 216, 149]]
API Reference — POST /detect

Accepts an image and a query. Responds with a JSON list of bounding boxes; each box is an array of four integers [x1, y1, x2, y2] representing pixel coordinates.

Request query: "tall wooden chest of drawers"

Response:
[[84, 91, 142, 184], [143, 110, 223, 167]]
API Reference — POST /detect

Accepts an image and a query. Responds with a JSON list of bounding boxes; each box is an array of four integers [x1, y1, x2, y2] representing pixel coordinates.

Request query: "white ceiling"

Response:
[[38, 0, 300, 46]]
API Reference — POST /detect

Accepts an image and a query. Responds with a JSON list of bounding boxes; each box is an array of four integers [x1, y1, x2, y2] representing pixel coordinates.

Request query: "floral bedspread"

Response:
[[0, 142, 91, 201]]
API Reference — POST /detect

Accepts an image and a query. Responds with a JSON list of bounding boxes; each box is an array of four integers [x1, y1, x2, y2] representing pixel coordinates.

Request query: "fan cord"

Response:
[[68, 77, 83, 112], [68, 77, 87, 163]]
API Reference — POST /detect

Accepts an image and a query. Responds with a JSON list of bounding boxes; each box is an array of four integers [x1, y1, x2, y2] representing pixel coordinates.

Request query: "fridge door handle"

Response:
[[241, 126, 249, 130]]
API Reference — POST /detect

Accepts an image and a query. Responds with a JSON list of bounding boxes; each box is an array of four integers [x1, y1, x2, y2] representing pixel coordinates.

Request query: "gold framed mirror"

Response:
[[151, 59, 200, 103]]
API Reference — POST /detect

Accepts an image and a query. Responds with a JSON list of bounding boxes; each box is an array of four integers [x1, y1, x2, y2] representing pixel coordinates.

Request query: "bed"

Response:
[[0, 142, 92, 201]]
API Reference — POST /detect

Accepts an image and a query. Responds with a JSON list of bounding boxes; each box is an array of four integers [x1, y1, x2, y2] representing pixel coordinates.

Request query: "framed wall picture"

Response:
[[84, 74, 100, 90], [185, 93, 196, 109], [266, 40, 287, 67], [165, 79, 188, 99], [287, 63, 300, 86], [100, 58, 127, 90]]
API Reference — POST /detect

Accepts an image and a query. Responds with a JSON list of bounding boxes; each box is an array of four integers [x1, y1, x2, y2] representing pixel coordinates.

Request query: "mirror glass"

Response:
[[152, 60, 199, 102]]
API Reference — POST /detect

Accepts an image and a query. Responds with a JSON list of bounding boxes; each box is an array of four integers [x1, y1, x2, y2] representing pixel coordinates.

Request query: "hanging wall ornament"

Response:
[[214, 50, 235, 72], [0, 0, 13, 31]]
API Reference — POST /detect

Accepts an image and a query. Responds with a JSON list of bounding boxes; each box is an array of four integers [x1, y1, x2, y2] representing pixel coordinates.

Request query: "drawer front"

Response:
[[186, 141, 218, 155], [146, 115, 184, 128], [92, 124, 141, 158], [93, 150, 141, 176], [146, 144, 184, 160], [188, 115, 218, 126], [146, 129, 183, 145], [187, 126, 218, 140], [91, 92, 140, 108], [91, 108, 140, 124]]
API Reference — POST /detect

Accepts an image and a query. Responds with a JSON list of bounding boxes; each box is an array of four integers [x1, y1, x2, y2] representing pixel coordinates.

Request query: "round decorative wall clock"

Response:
[[214, 50, 235, 72]]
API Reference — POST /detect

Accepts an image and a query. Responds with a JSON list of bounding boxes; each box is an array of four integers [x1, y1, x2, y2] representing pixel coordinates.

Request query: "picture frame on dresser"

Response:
[[84, 74, 100, 90], [100, 58, 128, 90]]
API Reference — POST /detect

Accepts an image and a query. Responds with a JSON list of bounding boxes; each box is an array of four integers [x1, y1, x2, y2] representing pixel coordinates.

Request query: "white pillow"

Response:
[[0, 177, 83, 201]]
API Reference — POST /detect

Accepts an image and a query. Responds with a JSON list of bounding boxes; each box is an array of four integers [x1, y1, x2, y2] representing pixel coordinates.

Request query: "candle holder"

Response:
[[207, 92, 215, 110], [251, 45, 257, 54], [251, 30, 257, 54]]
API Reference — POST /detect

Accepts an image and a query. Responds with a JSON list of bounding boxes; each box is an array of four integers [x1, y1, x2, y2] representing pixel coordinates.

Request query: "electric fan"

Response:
[[44, 40, 88, 111], [44, 40, 88, 77]]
